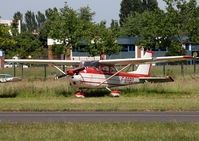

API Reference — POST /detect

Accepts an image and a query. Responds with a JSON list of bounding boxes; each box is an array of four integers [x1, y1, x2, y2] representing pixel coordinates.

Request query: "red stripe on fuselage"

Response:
[[80, 80, 126, 86]]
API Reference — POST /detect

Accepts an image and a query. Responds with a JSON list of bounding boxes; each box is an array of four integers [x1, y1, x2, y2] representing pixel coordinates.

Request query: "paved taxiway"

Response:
[[0, 112, 199, 122]]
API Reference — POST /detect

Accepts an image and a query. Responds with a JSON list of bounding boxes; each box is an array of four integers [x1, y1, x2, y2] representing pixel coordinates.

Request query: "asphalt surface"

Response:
[[0, 112, 199, 122]]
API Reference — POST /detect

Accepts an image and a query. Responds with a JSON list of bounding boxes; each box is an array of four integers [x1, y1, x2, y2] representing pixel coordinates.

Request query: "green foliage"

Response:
[[38, 8, 58, 49], [13, 32, 44, 58], [24, 11, 37, 32], [119, 0, 158, 25], [78, 6, 95, 22], [86, 22, 121, 58], [36, 11, 46, 29], [48, 3, 89, 56], [13, 11, 26, 32], [0, 21, 16, 58], [120, 0, 199, 56]]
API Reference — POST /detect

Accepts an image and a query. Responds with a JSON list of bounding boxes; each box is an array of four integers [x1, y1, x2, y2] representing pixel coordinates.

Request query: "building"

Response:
[[0, 50, 5, 68], [0, 20, 21, 34], [47, 37, 199, 62]]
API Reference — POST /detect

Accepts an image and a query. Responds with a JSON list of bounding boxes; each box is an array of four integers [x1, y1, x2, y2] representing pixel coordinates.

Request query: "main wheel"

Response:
[[111, 91, 120, 97], [75, 91, 85, 98]]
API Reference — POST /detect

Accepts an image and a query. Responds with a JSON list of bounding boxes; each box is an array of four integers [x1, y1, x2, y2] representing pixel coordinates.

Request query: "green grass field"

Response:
[[0, 65, 199, 111], [0, 122, 199, 141], [1, 65, 199, 141]]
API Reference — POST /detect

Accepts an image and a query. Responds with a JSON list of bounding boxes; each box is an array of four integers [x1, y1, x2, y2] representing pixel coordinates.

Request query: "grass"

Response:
[[0, 122, 199, 141], [0, 96, 199, 111], [0, 65, 199, 111]]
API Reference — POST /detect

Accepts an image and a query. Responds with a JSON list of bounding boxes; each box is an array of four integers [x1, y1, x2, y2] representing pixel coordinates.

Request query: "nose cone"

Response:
[[67, 70, 74, 76]]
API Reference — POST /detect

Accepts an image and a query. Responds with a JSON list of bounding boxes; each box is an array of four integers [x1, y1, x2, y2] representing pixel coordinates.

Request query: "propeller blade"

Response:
[[55, 74, 68, 80]]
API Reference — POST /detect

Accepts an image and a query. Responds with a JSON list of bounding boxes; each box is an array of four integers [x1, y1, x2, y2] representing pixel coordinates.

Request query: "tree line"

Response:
[[0, 2, 120, 59], [1, 0, 199, 61]]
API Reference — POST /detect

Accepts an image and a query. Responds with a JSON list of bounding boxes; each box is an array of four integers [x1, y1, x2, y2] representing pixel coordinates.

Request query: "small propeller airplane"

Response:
[[5, 50, 197, 97], [0, 74, 21, 83]]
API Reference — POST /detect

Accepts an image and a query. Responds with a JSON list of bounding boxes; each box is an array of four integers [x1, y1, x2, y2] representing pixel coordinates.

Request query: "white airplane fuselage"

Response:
[[68, 67, 147, 89]]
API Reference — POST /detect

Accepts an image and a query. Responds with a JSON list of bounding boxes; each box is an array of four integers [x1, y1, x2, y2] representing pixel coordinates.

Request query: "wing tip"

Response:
[[183, 56, 196, 59]]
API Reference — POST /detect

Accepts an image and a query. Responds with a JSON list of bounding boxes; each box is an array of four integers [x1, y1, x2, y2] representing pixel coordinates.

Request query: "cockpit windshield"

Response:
[[81, 61, 100, 69], [80, 60, 118, 73]]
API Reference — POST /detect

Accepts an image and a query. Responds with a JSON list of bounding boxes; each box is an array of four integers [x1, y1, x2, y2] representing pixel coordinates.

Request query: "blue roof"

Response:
[[117, 37, 138, 45]]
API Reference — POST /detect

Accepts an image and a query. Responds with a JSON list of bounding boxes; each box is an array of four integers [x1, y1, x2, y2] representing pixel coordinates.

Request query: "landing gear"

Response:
[[75, 90, 85, 98], [111, 91, 120, 97], [106, 87, 120, 97]]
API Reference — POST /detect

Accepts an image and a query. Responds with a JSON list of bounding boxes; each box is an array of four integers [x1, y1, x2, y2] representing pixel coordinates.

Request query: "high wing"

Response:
[[139, 76, 174, 83], [5, 59, 81, 66], [99, 56, 197, 65]]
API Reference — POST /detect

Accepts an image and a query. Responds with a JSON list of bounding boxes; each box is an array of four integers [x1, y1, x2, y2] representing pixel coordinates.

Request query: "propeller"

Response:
[[55, 74, 68, 80], [54, 66, 68, 80], [54, 66, 85, 80]]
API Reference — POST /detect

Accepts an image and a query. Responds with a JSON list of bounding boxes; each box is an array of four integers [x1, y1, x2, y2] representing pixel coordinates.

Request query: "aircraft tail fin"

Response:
[[129, 50, 153, 77]]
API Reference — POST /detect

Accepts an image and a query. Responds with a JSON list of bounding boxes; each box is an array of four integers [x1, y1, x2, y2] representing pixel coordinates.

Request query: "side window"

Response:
[[101, 66, 109, 73], [110, 66, 117, 74]]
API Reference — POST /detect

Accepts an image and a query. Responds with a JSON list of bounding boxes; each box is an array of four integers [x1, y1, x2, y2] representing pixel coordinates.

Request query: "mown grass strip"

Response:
[[0, 96, 199, 111], [0, 122, 199, 141]]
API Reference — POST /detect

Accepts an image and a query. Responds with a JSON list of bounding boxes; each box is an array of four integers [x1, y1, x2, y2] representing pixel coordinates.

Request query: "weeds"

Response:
[[0, 65, 199, 98]]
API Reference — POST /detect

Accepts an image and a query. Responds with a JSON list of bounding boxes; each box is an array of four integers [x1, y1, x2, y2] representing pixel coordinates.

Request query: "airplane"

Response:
[[5, 50, 197, 97], [0, 74, 21, 83]]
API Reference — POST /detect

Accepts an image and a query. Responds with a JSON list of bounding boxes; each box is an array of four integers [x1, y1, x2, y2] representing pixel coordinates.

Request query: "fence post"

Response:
[[21, 64, 24, 78], [13, 63, 16, 77], [194, 60, 196, 73], [163, 64, 166, 76], [44, 65, 47, 80]]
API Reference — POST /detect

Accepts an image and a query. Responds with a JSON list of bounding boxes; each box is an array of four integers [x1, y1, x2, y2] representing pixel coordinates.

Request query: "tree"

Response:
[[0, 18, 16, 58], [120, 0, 199, 76], [49, 3, 90, 57], [36, 11, 46, 29], [119, 0, 158, 25], [78, 6, 95, 22], [110, 19, 119, 37], [86, 22, 121, 59], [13, 11, 27, 32], [13, 32, 44, 59], [163, 0, 199, 76], [25, 11, 37, 32], [45, 8, 58, 20], [38, 8, 59, 49], [13, 11, 23, 21]]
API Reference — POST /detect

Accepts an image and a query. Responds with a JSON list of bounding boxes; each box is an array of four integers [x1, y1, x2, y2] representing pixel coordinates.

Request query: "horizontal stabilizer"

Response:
[[139, 76, 174, 83]]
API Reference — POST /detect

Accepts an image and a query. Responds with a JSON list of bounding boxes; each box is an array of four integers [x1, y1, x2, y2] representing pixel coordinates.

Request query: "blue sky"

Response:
[[0, 0, 197, 26]]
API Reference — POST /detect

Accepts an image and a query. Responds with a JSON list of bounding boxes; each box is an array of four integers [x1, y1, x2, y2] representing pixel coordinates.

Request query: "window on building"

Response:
[[185, 43, 189, 50], [120, 45, 128, 52], [129, 45, 135, 51]]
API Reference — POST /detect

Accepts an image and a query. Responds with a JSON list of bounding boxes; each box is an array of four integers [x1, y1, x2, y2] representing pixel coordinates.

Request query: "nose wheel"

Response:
[[75, 90, 85, 98]]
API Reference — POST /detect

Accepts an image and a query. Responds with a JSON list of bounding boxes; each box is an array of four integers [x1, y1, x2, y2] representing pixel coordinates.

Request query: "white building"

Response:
[[0, 20, 21, 34]]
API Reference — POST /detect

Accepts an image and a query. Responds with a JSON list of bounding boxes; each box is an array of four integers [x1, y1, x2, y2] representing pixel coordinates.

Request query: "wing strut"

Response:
[[53, 65, 68, 79], [97, 64, 131, 87], [54, 65, 67, 75]]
